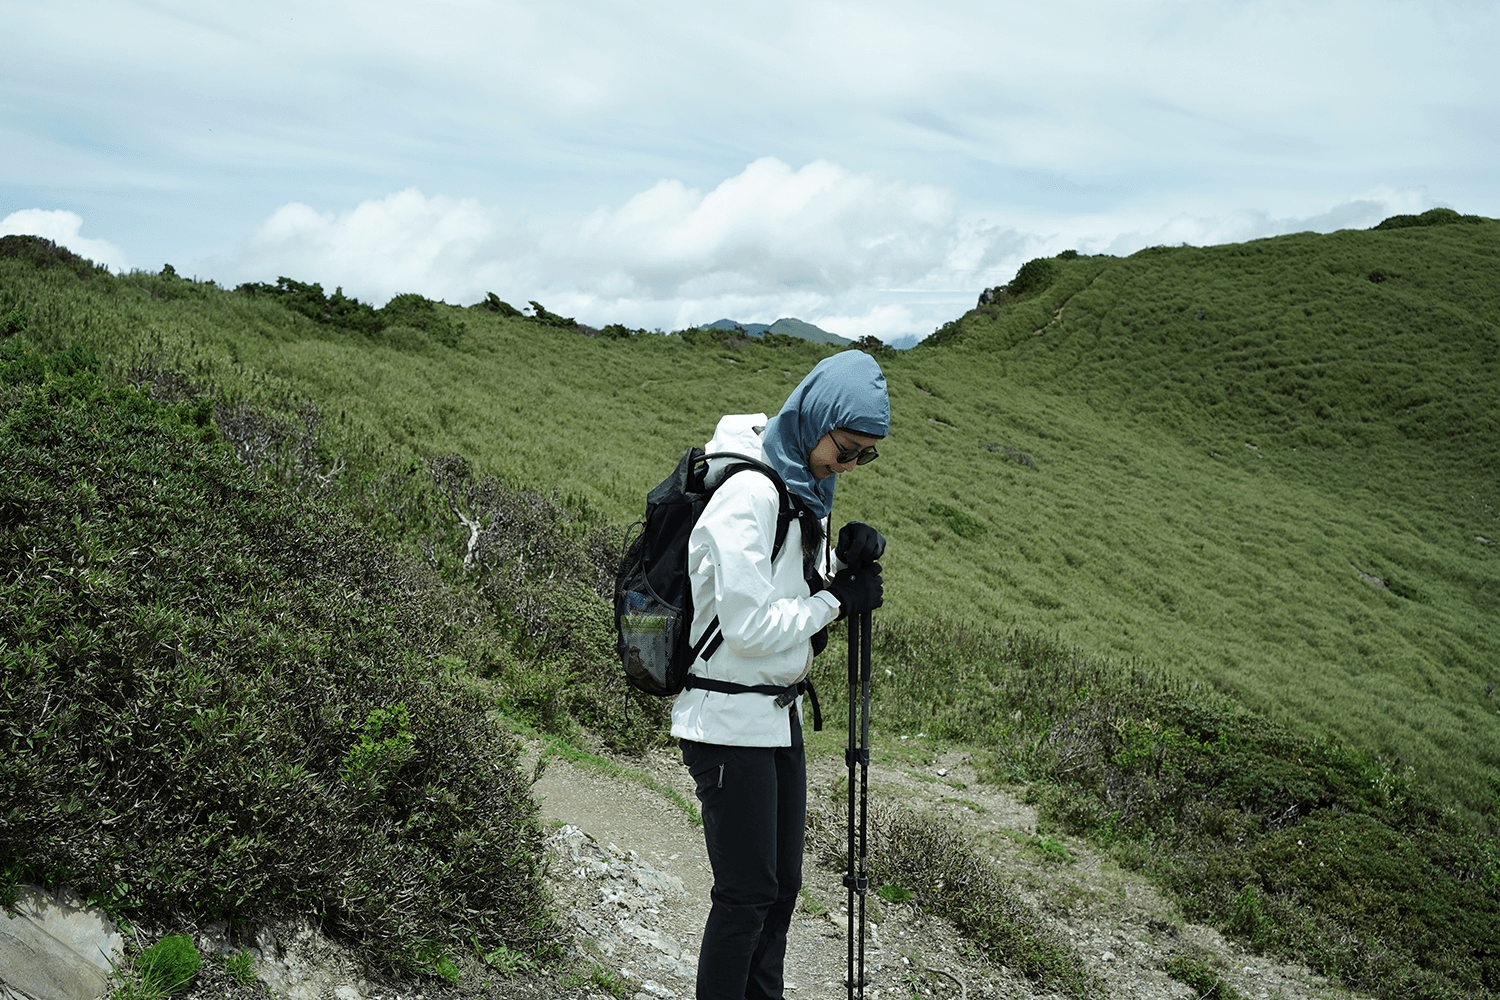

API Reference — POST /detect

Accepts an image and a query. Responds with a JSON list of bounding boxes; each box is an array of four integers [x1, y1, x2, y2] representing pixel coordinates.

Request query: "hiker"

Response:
[[674, 350, 890, 1000]]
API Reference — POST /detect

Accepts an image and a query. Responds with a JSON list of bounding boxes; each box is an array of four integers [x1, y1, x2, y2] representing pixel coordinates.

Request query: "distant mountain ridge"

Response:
[[703, 317, 851, 345]]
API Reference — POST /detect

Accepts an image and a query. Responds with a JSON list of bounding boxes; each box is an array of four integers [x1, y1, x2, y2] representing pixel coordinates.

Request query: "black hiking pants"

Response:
[[680, 737, 806, 1000]]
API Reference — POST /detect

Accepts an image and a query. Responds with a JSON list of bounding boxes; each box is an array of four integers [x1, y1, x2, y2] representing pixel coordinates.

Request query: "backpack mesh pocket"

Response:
[[617, 580, 686, 696], [620, 594, 676, 693]]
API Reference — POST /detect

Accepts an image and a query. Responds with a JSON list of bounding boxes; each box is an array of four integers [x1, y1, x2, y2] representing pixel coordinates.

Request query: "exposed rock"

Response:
[[0, 886, 122, 1000], [246, 919, 373, 1000]]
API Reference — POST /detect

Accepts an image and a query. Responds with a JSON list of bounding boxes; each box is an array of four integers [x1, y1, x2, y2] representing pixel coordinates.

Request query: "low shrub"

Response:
[[1006, 257, 1062, 297], [850, 335, 895, 359], [1163, 953, 1243, 1000], [0, 358, 558, 975], [861, 615, 1500, 1000], [420, 453, 663, 750], [0, 307, 25, 335], [526, 301, 577, 329], [927, 501, 987, 539], [473, 292, 523, 316], [235, 277, 384, 337], [861, 810, 1102, 999], [379, 292, 462, 348]]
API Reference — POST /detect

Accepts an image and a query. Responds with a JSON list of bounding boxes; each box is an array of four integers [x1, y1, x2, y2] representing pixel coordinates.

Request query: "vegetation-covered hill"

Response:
[[2, 215, 1498, 999], [912, 218, 1498, 813], [704, 316, 852, 344]]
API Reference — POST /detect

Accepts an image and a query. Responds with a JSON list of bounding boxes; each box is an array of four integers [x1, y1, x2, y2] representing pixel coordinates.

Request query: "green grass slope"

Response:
[[3, 224, 1499, 998], [909, 222, 1498, 815], [1, 225, 1495, 821]]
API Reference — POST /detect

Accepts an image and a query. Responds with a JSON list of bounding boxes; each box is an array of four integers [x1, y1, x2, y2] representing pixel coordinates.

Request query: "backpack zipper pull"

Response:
[[718, 763, 725, 788]]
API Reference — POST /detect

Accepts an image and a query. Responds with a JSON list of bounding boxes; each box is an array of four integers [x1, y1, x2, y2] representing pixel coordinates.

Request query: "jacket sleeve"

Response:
[[693, 472, 839, 661]]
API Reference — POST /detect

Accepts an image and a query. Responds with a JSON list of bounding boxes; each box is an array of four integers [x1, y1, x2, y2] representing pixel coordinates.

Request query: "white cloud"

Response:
[[235, 190, 521, 301], [225, 159, 1005, 338], [222, 162, 1452, 344], [1, 209, 129, 271], [566, 158, 959, 296]]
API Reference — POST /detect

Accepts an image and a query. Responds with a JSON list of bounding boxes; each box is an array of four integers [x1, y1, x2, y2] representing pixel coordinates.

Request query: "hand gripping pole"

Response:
[[844, 609, 873, 1000]]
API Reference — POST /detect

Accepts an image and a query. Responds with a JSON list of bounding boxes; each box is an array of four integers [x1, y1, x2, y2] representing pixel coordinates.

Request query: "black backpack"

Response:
[[614, 447, 822, 728]]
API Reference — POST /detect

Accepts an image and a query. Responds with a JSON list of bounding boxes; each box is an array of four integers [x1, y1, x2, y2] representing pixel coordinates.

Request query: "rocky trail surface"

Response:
[[529, 742, 1371, 1000]]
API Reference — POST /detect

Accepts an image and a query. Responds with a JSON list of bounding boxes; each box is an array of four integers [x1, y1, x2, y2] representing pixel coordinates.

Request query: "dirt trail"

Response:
[[530, 744, 1371, 1000]]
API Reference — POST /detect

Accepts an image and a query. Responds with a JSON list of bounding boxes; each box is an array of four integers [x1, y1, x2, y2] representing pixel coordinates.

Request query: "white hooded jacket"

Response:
[[669, 413, 843, 747]]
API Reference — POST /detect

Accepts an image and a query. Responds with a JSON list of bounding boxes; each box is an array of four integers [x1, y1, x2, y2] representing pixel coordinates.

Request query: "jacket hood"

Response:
[[762, 351, 890, 519], [705, 413, 768, 464]]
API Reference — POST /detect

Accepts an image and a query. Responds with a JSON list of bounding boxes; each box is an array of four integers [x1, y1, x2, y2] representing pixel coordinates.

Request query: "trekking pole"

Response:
[[845, 607, 873, 1000]]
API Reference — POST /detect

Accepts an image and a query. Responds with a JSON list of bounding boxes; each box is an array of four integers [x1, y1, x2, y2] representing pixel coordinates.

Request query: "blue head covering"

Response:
[[762, 351, 890, 518]]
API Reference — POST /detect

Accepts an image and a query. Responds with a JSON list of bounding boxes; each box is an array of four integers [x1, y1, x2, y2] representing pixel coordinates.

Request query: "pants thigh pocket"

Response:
[[680, 740, 731, 800]]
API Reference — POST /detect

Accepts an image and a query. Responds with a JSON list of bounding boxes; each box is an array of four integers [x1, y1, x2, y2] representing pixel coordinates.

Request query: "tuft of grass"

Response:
[[220, 950, 256, 986], [112, 934, 201, 1000], [1027, 835, 1074, 863], [856, 810, 1103, 999], [799, 886, 830, 916], [1163, 953, 1245, 1000]]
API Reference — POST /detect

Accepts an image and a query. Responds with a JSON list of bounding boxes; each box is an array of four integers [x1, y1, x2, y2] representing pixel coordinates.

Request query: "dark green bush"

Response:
[[1163, 954, 1242, 1000], [1006, 257, 1062, 297], [928, 501, 987, 539], [379, 293, 461, 348], [0, 362, 558, 974], [679, 325, 752, 350], [850, 335, 894, 359], [0, 235, 105, 278], [526, 301, 577, 329], [1, 342, 100, 388], [473, 292, 523, 316], [1373, 208, 1489, 230], [235, 277, 384, 337]]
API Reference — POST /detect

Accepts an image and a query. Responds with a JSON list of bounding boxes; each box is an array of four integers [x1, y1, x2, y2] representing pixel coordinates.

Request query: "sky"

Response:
[[3, 1, 1496, 346]]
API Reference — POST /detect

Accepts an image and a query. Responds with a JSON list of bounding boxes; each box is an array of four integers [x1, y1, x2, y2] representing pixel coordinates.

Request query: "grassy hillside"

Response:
[[2, 221, 1498, 998], [5, 223, 1491, 819], [911, 221, 1498, 814]]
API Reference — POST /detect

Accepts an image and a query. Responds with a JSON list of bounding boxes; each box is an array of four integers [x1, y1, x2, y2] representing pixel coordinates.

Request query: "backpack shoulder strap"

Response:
[[702, 452, 795, 562]]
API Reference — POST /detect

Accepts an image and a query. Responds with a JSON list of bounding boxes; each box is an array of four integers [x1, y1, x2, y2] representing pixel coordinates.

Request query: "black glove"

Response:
[[826, 561, 884, 618], [836, 521, 886, 569]]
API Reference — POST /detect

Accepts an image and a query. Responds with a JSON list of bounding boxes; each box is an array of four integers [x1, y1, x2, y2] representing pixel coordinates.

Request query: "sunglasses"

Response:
[[834, 434, 880, 466]]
